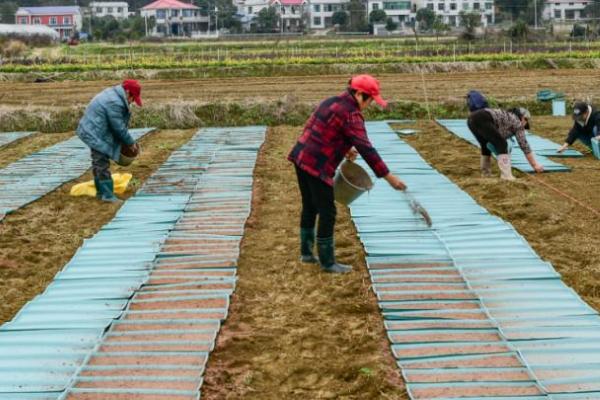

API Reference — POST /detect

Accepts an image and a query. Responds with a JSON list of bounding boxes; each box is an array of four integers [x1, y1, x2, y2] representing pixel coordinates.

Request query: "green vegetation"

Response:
[[2, 49, 600, 74]]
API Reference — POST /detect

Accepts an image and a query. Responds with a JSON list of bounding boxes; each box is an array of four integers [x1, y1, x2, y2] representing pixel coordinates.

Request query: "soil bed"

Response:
[[201, 126, 406, 399]]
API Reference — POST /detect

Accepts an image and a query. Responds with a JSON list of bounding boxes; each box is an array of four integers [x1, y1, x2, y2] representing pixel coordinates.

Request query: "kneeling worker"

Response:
[[558, 102, 600, 154], [288, 74, 406, 274], [467, 107, 544, 180], [77, 80, 142, 203]]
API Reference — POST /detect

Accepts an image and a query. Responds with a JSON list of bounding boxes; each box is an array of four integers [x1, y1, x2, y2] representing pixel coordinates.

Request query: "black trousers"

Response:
[[91, 149, 111, 181], [467, 109, 509, 156], [294, 165, 336, 239]]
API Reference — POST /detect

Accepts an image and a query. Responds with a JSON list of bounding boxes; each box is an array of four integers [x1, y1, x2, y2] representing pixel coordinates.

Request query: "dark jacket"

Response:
[[566, 107, 600, 145], [288, 90, 389, 187], [77, 85, 135, 161]]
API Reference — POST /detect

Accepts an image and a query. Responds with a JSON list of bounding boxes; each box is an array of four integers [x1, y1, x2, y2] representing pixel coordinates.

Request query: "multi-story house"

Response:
[[141, 0, 209, 37], [366, 0, 412, 28], [309, 0, 349, 29], [15, 6, 83, 40], [543, 0, 589, 21], [418, 0, 494, 27], [90, 2, 130, 20], [271, 0, 309, 32], [235, 0, 270, 31]]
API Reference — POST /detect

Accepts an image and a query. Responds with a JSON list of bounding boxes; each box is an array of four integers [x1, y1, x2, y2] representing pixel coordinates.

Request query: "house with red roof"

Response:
[[140, 0, 209, 37], [15, 6, 82, 40]]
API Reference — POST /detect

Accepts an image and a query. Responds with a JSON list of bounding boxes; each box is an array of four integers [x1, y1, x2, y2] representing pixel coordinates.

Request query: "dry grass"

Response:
[[202, 126, 406, 400]]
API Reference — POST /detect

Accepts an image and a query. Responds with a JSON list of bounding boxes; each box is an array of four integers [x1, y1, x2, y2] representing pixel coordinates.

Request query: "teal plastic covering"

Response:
[[0, 131, 35, 148], [0, 128, 155, 221], [436, 119, 581, 172], [348, 121, 600, 399], [0, 126, 266, 400]]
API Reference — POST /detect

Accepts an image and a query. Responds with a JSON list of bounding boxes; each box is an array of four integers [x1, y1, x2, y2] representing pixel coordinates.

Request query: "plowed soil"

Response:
[[1, 69, 598, 108]]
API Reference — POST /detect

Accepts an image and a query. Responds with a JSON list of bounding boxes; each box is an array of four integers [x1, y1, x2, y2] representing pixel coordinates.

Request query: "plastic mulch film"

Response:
[[0, 126, 265, 400], [0, 131, 35, 148], [0, 128, 155, 221], [346, 121, 600, 399]]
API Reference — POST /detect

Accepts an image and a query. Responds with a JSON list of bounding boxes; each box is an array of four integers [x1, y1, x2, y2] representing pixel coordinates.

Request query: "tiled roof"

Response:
[[142, 0, 200, 10], [16, 6, 81, 15]]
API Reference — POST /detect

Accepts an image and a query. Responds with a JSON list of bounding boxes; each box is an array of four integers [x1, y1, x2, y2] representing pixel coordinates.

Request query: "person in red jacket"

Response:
[[288, 74, 406, 274]]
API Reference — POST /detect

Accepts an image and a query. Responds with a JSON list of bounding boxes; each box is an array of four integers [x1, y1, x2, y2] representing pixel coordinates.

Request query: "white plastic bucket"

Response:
[[552, 99, 566, 116]]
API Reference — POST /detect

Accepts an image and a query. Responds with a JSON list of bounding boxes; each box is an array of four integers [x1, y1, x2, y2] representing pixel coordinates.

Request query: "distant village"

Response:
[[3, 0, 594, 40]]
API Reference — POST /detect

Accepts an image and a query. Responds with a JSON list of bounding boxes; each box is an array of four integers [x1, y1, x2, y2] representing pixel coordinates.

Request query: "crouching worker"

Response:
[[288, 74, 406, 274], [558, 102, 600, 154], [467, 107, 544, 180], [76, 80, 142, 203]]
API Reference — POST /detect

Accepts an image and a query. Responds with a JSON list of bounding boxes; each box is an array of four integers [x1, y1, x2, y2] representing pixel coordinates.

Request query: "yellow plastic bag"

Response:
[[70, 173, 133, 197]]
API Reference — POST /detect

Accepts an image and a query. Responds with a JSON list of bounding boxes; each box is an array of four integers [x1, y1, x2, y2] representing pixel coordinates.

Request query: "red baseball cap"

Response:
[[349, 74, 387, 107], [122, 79, 142, 107]]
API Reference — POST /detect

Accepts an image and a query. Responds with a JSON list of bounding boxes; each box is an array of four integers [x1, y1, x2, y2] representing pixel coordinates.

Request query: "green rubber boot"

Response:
[[94, 178, 102, 199], [300, 228, 319, 263], [97, 179, 121, 203], [317, 237, 352, 274]]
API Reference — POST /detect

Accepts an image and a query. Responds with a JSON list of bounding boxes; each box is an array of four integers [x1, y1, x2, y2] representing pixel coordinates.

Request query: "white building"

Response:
[[90, 2, 129, 19], [543, 0, 589, 21], [309, 0, 348, 29], [141, 0, 209, 37], [418, 0, 494, 27], [237, 0, 270, 18], [272, 0, 309, 32], [367, 0, 412, 28]]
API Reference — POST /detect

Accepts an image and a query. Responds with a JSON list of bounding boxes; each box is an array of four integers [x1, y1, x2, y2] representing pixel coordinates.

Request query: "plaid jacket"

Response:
[[288, 91, 389, 186]]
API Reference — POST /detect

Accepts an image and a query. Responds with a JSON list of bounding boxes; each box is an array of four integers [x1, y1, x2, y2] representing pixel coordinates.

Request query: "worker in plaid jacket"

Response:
[[288, 74, 406, 274]]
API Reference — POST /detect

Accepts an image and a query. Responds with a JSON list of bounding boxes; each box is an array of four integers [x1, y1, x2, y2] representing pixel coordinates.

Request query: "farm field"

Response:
[[398, 118, 600, 309], [0, 129, 197, 323], [1, 115, 599, 398], [2, 69, 600, 108], [1, 35, 600, 397], [6, 39, 600, 74]]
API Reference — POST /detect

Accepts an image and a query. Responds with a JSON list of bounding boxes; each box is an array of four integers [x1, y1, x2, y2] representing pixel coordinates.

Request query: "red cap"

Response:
[[122, 79, 142, 107], [349, 74, 387, 107]]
